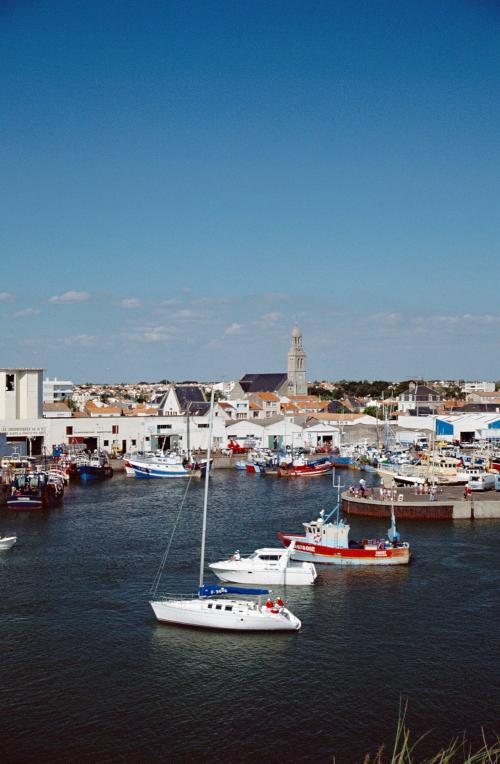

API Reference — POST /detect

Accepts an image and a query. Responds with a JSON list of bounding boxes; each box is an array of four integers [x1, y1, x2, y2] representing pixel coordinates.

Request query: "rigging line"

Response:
[[149, 471, 195, 597]]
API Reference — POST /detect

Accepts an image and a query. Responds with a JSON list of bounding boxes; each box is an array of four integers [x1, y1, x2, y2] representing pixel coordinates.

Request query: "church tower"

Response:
[[287, 324, 307, 395]]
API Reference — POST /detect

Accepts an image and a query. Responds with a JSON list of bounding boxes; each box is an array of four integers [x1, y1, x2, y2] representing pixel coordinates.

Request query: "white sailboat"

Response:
[[149, 389, 302, 632]]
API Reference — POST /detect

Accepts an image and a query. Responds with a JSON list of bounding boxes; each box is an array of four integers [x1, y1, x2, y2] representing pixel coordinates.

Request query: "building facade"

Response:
[[0, 368, 43, 420]]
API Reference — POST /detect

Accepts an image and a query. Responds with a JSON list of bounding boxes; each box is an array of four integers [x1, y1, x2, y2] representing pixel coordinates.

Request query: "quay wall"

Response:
[[342, 493, 500, 521], [343, 496, 453, 520]]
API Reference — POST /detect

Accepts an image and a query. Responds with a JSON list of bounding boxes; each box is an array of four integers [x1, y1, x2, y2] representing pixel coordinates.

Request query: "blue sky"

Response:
[[1, 0, 500, 382]]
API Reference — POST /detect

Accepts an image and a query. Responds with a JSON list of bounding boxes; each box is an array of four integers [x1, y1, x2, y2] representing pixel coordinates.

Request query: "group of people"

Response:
[[349, 478, 441, 502], [348, 479, 373, 499], [413, 481, 440, 500]]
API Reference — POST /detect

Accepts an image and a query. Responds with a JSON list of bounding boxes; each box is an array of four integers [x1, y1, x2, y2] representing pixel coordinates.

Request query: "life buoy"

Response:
[[314, 534, 321, 544]]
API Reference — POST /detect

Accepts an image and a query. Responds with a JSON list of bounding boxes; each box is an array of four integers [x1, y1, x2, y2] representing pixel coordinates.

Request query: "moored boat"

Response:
[[0, 535, 17, 550], [209, 542, 317, 586], [125, 451, 190, 478], [278, 457, 332, 478], [6, 469, 64, 511], [278, 484, 410, 565], [77, 451, 113, 481]]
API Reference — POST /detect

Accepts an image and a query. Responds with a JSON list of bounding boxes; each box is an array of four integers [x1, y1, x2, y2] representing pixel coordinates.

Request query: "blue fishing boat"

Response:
[[77, 452, 113, 481]]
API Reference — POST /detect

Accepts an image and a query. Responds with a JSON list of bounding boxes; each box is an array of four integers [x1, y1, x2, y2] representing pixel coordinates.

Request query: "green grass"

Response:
[[338, 702, 500, 764]]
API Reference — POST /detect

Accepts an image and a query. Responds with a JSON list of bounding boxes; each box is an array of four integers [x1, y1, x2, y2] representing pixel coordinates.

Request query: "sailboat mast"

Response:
[[199, 385, 215, 588]]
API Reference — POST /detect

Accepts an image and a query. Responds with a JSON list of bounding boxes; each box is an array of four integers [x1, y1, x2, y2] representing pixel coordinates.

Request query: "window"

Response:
[[158, 424, 172, 431], [225, 605, 233, 612], [112, 425, 119, 434], [66, 426, 73, 436], [103, 440, 109, 447], [5, 374, 15, 392], [198, 423, 209, 429], [215, 604, 222, 610], [131, 439, 136, 447], [207, 603, 213, 609]]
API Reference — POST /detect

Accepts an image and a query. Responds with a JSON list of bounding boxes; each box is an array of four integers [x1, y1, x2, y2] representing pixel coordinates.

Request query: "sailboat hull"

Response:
[[150, 598, 301, 631]]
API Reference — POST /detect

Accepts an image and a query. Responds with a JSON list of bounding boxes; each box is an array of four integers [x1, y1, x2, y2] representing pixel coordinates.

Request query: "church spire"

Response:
[[287, 324, 307, 395]]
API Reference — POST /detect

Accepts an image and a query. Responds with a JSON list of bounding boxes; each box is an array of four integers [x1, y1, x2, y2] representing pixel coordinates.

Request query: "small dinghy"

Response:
[[0, 535, 17, 550]]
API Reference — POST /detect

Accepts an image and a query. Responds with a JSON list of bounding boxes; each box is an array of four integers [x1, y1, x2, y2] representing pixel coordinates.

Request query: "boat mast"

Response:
[[198, 385, 215, 589], [186, 403, 191, 463]]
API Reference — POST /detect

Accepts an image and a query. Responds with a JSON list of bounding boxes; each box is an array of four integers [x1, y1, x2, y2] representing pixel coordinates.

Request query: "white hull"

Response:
[[209, 563, 316, 585], [150, 598, 301, 631], [0, 536, 17, 550], [209, 545, 316, 586]]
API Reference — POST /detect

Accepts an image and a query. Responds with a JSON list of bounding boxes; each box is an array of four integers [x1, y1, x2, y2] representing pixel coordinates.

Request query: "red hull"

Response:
[[278, 533, 410, 563], [278, 465, 332, 478]]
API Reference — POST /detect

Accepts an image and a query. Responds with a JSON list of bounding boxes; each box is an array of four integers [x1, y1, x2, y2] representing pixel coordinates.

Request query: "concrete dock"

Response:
[[342, 485, 500, 520]]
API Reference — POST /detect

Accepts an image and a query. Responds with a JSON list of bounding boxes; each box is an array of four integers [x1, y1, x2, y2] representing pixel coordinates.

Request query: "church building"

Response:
[[230, 324, 308, 399]]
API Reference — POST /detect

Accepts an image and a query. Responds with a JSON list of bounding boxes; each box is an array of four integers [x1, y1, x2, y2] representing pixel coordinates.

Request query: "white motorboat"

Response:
[[209, 542, 317, 585], [150, 389, 301, 632], [0, 535, 17, 550]]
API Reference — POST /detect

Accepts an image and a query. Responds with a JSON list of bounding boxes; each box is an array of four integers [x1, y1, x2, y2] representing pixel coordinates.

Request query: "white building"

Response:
[[435, 413, 500, 443], [462, 381, 495, 394], [0, 367, 43, 420], [43, 377, 74, 403]]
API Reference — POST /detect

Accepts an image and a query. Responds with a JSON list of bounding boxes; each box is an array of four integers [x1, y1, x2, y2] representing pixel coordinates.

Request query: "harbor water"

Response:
[[1, 470, 499, 763]]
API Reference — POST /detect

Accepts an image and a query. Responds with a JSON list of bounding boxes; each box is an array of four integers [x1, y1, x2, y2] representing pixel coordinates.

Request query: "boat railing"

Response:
[[152, 591, 200, 601]]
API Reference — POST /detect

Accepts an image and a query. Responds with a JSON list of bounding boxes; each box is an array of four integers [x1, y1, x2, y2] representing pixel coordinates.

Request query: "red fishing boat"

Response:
[[278, 485, 410, 565], [277, 456, 333, 478]]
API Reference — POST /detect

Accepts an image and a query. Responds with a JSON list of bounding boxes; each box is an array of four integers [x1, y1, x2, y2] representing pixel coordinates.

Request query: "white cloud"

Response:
[[254, 311, 283, 330], [225, 323, 243, 335], [121, 298, 141, 308], [0, 292, 11, 301], [170, 308, 211, 323], [48, 291, 91, 303], [263, 292, 289, 302], [62, 334, 98, 347], [14, 308, 41, 318], [260, 311, 282, 326], [371, 312, 402, 323], [129, 324, 175, 343]]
